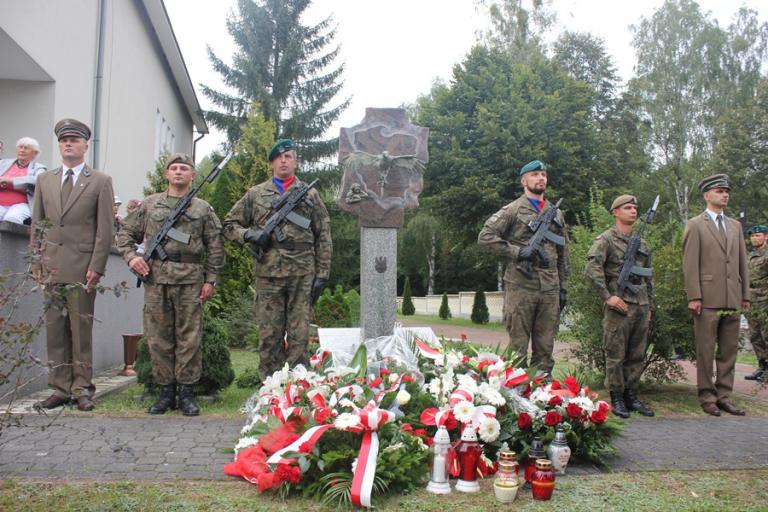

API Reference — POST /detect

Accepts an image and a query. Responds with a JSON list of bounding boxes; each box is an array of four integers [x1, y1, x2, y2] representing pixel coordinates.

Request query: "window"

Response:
[[154, 109, 176, 159]]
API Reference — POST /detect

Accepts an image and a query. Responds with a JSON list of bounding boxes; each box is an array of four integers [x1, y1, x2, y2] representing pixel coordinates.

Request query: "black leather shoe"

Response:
[[744, 359, 767, 381], [178, 384, 200, 417], [716, 401, 746, 416], [149, 384, 177, 415], [76, 396, 94, 411], [610, 391, 630, 419], [38, 393, 71, 409], [701, 403, 721, 416], [625, 390, 655, 417]]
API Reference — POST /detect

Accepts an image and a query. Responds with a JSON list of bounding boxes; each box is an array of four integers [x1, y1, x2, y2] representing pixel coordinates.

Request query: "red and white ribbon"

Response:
[[503, 368, 528, 388], [449, 388, 474, 406], [415, 337, 441, 359], [267, 424, 335, 465], [471, 404, 497, 429], [348, 401, 396, 508]]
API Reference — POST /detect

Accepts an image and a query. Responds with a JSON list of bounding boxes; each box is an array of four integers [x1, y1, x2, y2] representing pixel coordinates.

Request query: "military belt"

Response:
[[153, 252, 201, 264], [275, 241, 314, 251]]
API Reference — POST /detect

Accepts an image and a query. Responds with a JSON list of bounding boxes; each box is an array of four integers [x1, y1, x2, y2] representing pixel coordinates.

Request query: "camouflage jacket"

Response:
[[585, 226, 653, 306], [749, 244, 768, 303], [222, 178, 332, 278], [478, 194, 570, 292], [116, 193, 225, 285]]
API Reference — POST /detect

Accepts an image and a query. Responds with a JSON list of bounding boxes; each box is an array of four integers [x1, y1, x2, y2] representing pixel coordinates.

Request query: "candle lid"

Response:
[[434, 425, 451, 444], [499, 450, 517, 461], [497, 460, 517, 471], [535, 459, 553, 470]]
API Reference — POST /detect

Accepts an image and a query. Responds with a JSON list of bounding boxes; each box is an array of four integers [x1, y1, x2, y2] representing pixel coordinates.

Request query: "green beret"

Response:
[[698, 173, 731, 192], [610, 194, 638, 211], [165, 152, 195, 169], [520, 159, 546, 176], [54, 118, 91, 141], [748, 224, 768, 235], [268, 139, 296, 161]]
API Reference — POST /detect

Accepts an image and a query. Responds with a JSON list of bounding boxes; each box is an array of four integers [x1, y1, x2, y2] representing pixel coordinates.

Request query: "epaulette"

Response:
[[595, 235, 603, 240]]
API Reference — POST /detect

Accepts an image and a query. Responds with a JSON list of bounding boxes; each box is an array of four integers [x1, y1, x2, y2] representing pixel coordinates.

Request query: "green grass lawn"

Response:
[[737, 351, 758, 366], [97, 349, 260, 418], [2, 469, 766, 511], [397, 313, 507, 331]]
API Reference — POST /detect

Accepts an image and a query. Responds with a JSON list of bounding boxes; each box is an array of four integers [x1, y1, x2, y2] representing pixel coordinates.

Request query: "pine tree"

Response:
[[471, 290, 489, 324], [143, 151, 171, 197], [438, 292, 451, 320], [401, 277, 415, 316], [202, 0, 349, 164]]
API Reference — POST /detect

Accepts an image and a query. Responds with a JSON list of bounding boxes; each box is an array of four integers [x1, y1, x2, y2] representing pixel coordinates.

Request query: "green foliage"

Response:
[[235, 367, 262, 389], [401, 277, 415, 316], [136, 308, 235, 395], [313, 285, 351, 328], [438, 292, 451, 320], [471, 290, 489, 324], [143, 152, 170, 197], [568, 186, 690, 383], [221, 290, 259, 349], [345, 289, 360, 327], [201, 0, 349, 164]]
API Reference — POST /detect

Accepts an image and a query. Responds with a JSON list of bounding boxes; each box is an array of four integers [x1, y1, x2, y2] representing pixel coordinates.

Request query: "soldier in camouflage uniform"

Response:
[[116, 153, 225, 416], [745, 224, 768, 381], [223, 139, 332, 380], [478, 160, 570, 374], [585, 195, 654, 418]]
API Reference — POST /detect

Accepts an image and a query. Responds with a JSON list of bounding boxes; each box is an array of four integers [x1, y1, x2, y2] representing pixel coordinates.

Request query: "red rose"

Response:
[[402, 374, 414, 384], [299, 442, 313, 454], [590, 409, 607, 425], [564, 376, 581, 395], [460, 333, 468, 341], [550, 380, 562, 390], [565, 402, 583, 419], [380, 368, 391, 376], [548, 396, 563, 406], [598, 401, 611, 413], [517, 411, 533, 430], [544, 411, 563, 427]]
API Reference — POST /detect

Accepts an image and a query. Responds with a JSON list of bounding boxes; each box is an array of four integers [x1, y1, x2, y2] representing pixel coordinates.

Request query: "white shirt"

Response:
[[61, 162, 86, 186], [705, 208, 727, 234]]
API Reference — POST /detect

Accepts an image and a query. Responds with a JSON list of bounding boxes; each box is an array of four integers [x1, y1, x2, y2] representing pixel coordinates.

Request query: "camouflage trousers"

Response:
[[503, 287, 560, 373], [602, 303, 649, 393], [143, 283, 203, 386], [748, 302, 768, 361], [254, 274, 313, 380]]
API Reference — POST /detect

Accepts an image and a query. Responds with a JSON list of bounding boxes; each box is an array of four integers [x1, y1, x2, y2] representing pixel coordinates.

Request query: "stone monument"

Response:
[[337, 108, 429, 340]]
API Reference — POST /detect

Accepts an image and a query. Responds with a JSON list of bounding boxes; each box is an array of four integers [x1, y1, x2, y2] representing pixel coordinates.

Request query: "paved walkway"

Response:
[[0, 414, 765, 481]]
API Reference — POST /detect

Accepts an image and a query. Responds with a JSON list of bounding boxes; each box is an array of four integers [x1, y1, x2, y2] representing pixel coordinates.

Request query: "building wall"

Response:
[[0, 222, 143, 399], [397, 291, 505, 322], [0, 79, 55, 165]]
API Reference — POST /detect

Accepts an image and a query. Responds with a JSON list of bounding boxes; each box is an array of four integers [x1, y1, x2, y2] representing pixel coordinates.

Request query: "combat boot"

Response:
[[178, 384, 200, 416], [624, 389, 655, 417], [610, 391, 630, 419], [149, 384, 176, 415], [744, 359, 767, 381]]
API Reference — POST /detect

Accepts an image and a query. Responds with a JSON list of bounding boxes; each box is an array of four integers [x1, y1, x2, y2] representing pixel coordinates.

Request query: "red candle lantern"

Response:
[[531, 459, 556, 501], [524, 437, 545, 488], [454, 425, 482, 493]]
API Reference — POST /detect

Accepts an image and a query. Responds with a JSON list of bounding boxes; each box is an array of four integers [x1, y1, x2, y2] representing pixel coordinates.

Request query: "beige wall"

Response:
[[0, 80, 55, 165], [398, 291, 505, 321], [0, 0, 195, 214]]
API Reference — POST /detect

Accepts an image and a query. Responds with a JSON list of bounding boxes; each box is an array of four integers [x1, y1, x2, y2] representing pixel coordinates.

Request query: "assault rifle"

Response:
[[616, 195, 660, 300], [134, 152, 232, 287], [516, 198, 566, 279], [250, 179, 319, 262]]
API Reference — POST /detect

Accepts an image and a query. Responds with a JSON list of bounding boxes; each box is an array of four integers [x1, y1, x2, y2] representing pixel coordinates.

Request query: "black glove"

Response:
[[517, 246, 536, 262], [559, 289, 567, 312], [311, 277, 328, 306], [244, 229, 270, 251]]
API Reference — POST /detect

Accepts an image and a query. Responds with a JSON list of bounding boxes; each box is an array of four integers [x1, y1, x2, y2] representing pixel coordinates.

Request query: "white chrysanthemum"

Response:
[[428, 378, 442, 397], [334, 412, 361, 431], [478, 382, 506, 407], [568, 396, 596, 414], [487, 374, 502, 390], [456, 374, 479, 394], [396, 389, 411, 405], [478, 418, 501, 443], [530, 388, 554, 406], [234, 436, 258, 455], [382, 442, 405, 453], [453, 400, 476, 423], [445, 351, 462, 368], [338, 398, 356, 409]]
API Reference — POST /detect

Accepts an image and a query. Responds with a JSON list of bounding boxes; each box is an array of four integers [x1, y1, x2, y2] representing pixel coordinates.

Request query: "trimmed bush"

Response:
[[223, 291, 259, 349], [314, 285, 352, 327], [236, 367, 262, 389], [401, 277, 415, 315], [136, 309, 235, 395], [471, 290, 489, 324], [345, 289, 361, 326], [438, 292, 452, 319]]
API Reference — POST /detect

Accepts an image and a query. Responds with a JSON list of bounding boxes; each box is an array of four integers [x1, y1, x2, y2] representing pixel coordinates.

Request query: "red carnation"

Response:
[[590, 409, 607, 425], [564, 376, 581, 395], [276, 463, 302, 484], [548, 396, 563, 406], [414, 428, 429, 438], [544, 411, 563, 427], [299, 442, 313, 454], [517, 411, 533, 430], [461, 355, 471, 364], [402, 374, 414, 384], [460, 333, 468, 341], [550, 380, 562, 390], [369, 377, 383, 388], [443, 412, 459, 431], [565, 402, 583, 419]]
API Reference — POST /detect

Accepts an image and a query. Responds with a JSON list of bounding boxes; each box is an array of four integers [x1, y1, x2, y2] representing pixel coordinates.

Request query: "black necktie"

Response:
[[61, 169, 74, 206]]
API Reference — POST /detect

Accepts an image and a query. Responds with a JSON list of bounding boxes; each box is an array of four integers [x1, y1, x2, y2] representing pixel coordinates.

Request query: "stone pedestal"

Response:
[[360, 227, 397, 340]]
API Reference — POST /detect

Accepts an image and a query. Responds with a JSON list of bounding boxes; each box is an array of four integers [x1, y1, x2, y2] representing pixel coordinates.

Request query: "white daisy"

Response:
[[453, 400, 476, 423], [456, 374, 479, 394], [478, 418, 501, 443], [334, 412, 361, 431], [478, 382, 506, 407]]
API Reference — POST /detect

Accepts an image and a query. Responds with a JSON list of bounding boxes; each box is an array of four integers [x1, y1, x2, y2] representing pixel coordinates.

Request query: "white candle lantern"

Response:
[[426, 425, 451, 494]]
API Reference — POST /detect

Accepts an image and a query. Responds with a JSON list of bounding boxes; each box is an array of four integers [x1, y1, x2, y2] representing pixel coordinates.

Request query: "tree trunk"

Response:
[[427, 232, 436, 296]]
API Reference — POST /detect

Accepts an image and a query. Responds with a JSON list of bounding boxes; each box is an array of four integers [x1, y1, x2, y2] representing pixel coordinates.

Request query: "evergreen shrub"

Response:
[[471, 290, 489, 324], [401, 277, 415, 315], [439, 292, 452, 319], [314, 285, 352, 327]]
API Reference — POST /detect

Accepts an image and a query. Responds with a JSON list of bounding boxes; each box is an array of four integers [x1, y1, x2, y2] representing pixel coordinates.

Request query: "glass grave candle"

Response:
[[426, 425, 451, 494], [531, 458, 556, 501]]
